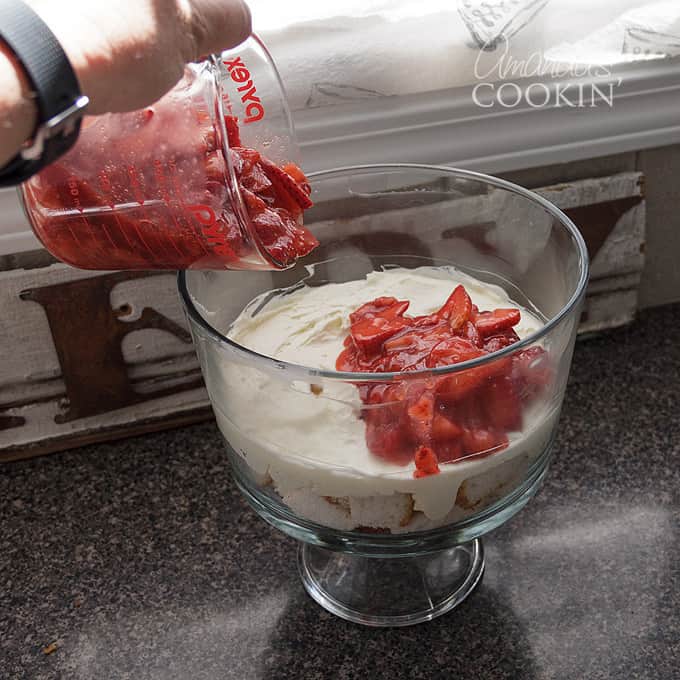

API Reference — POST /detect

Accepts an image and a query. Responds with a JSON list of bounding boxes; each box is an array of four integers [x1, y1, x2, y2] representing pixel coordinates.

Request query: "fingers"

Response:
[[183, 0, 252, 61]]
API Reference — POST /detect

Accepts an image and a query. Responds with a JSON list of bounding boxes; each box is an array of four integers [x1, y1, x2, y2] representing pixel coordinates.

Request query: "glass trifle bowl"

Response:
[[178, 164, 589, 627]]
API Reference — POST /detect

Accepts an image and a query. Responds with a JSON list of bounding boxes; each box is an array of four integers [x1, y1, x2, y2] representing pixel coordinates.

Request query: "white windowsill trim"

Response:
[[296, 60, 680, 173], [2, 60, 680, 256]]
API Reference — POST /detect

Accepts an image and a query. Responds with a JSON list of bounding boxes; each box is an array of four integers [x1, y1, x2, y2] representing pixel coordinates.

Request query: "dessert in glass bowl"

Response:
[[179, 164, 588, 626]]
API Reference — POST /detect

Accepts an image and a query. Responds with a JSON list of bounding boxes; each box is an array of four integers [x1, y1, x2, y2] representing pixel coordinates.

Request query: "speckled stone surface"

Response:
[[2, 304, 679, 680]]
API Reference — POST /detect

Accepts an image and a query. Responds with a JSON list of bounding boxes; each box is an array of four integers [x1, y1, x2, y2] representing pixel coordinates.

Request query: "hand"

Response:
[[27, 0, 252, 114]]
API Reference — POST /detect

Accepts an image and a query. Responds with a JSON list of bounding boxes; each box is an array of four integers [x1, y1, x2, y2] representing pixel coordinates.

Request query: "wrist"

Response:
[[0, 0, 88, 184], [0, 41, 37, 165]]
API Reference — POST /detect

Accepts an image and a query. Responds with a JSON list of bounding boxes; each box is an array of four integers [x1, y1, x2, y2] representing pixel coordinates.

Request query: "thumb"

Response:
[[183, 0, 252, 60]]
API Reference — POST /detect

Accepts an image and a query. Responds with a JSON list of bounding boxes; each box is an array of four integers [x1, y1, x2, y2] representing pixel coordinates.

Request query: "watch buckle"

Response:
[[21, 95, 90, 161]]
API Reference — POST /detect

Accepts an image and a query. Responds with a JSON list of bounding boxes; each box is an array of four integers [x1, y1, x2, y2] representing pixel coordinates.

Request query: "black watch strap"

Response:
[[0, 0, 88, 186]]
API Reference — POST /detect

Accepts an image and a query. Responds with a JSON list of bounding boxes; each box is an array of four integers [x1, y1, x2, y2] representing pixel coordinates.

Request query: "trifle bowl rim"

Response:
[[177, 163, 589, 383]]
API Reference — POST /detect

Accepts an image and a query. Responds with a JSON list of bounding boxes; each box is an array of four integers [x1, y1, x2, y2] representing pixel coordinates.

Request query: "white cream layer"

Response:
[[216, 267, 557, 520]]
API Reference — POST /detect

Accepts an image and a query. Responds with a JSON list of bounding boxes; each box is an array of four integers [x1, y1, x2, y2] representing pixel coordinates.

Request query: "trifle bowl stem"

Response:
[[298, 541, 484, 627]]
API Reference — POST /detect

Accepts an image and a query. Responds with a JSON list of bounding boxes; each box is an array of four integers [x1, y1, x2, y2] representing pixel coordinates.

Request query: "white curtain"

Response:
[[248, 0, 680, 111]]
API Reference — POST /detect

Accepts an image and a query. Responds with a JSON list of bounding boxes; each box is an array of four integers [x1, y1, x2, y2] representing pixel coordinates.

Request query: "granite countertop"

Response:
[[1, 304, 679, 680]]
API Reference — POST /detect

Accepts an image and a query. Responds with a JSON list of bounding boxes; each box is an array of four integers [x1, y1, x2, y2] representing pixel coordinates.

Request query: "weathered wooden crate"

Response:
[[537, 173, 645, 334], [0, 172, 645, 461]]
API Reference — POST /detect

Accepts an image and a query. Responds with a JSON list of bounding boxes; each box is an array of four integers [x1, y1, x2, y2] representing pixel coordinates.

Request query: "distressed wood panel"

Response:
[[0, 268, 209, 460], [539, 174, 645, 332], [0, 173, 645, 460]]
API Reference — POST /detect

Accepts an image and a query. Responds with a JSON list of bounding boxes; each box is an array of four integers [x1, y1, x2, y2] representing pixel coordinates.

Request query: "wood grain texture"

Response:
[[0, 268, 210, 459]]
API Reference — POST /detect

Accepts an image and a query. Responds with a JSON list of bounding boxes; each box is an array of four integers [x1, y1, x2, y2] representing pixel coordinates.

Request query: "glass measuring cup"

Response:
[[19, 36, 316, 271]]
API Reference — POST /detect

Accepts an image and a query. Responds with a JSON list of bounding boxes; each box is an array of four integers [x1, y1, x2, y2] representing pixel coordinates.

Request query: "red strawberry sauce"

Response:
[[336, 285, 551, 478], [24, 113, 317, 270]]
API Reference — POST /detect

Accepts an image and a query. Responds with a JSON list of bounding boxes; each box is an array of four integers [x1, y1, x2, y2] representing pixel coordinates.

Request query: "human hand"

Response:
[[27, 0, 252, 114]]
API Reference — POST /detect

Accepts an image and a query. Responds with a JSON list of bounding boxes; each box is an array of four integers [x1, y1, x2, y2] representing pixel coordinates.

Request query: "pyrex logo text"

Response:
[[224, 56, 265, 124]]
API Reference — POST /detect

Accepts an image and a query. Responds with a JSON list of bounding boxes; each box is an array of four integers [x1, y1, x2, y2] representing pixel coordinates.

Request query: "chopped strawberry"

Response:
[[482, 377, 522, 431], [240, 163, 272, 193], [364, 408, 413, 465], [350, 299, 410, 356], [335, 284, 551, 472], [475, 309, 521, 336], [414, 446, 440, 478], [427, 337, 484, 368], [282, 162, 311, 195], [431, 414, 463, 441], [230, 147, 261, 176], [462, 320, 482, 347], [435, 366, 492, 403], [483, 328, 521, 353], [224, 115, 242, 147], [258, 156, 313, 210], [350, 297, 410, 324], [407, 394, 435, 442], [351, 315, 408, 356], [438, 285, 472, 331]]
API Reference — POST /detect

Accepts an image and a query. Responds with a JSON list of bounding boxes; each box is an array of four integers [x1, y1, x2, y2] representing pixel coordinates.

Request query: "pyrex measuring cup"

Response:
[[19, 36, 315, 271]]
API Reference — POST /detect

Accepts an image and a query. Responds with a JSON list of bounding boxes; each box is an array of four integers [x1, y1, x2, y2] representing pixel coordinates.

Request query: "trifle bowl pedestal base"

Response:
[[298, 540, 484, 627]]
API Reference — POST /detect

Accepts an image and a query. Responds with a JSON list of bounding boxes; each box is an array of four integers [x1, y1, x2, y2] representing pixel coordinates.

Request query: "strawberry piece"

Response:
[[407, 394, 435, 442], [224, 115, 242, 147], [482, 377, 522, 431], [350, 297, 410, 323], [230, 147, 261, 177], [414, 446, 440, 478], [240, 171, 317, 267], [364, 403, 413, 465], [381, 326, 450, 372], [383, 331, 423, 353], [351, 315, 408, 356], [282, 162, 311, 195], [365, 421, 409, 461], [411, 312, 440, 327], [427, 337, 485, 368], [438, 285, 472, 331], [462, 320, 482, 347], [436, 369, 489, 403], [433, 350, 511, 403], [431, 413, 463, 441], [350, 298, 410, 356], [240, 163, 272, 194], [475, 309, 521, 336], [483, 328, 521, 353], [259, 156, 313, 210], [336, 347, 358, 373]]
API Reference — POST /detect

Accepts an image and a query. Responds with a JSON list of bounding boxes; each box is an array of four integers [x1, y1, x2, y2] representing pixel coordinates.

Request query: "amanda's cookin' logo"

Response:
[[472, 41, 623, 110]]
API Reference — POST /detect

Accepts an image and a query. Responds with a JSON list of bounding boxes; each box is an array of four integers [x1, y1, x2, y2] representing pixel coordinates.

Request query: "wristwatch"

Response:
[[0, 0, 88, 186]]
